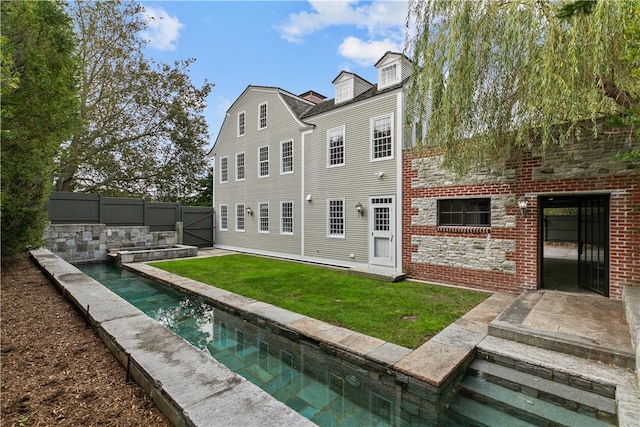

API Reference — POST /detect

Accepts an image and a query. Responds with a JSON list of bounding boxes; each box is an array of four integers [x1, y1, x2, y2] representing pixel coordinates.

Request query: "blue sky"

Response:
[[138, 1, 410, 150]]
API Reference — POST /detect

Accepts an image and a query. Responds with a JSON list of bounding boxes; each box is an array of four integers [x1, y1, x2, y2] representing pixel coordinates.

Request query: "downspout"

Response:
[[396, 91, 404, 274]]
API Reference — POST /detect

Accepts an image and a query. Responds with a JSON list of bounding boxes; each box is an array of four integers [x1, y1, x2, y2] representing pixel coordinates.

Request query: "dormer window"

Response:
[[380, 64, 398, 88], [335, 81, 352, 104]]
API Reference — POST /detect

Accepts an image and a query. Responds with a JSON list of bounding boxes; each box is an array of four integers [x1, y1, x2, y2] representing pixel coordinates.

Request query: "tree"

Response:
[[1, 1, 79, 257], [54, 0, 213, 201], [406, 0, 639, 173]]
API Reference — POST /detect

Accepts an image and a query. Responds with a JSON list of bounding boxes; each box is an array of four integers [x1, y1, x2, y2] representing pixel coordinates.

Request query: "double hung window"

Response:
[[220, 156, 228, 183], [259, 202, 269, 233], [371, 115, 393, 160], [327, 199, 345, 238], [219, 204, 228, 231], [258, 102, 268, 130], [281, 140, 293, 174], [327, 126, 345, 167], [258, 146, 269, 177], [281, 201, 293, 234], [236, 152, 245, 181], [236, 203, 245, 231], [237, 111, 245, 137]]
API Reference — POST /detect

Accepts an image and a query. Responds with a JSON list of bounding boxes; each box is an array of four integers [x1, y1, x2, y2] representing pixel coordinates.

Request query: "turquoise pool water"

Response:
[[77, 263, 410, 426]]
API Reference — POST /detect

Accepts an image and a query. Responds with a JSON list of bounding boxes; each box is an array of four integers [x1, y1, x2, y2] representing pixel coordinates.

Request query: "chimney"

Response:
[[299, 90, 327, 105]]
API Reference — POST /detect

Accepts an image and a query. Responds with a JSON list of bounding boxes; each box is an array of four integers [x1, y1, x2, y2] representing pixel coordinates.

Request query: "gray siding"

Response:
[[302, 90, 401, 265], [212, 89, 304, 255]]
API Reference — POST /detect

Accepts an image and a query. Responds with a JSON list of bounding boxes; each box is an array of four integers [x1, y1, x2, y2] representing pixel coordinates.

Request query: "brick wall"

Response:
[[402, 131, 639, 299]]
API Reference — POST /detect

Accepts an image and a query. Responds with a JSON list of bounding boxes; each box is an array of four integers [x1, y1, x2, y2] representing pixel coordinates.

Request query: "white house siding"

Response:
[[302, 90, 402, 268], [212, 88, 305, 256]]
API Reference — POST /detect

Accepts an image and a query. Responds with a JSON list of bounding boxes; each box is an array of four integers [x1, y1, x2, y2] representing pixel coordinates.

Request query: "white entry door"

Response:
[[369, 196, 394, 267]]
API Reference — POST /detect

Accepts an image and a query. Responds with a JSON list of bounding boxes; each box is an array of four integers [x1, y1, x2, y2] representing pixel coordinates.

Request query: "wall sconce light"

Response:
[[517, 196, 528, 217], [305, 194, 313, 202], [355, 202, 364, 216], [246, 207, 253, 216], [375, 171, 385, 179]]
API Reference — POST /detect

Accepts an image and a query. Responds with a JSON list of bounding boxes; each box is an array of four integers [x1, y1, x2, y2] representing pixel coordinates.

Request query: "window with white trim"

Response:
[[258, 146, 269, 177], [371, 114, 393, 160], [327, 199, 345, 238], [335, 81, 352, 104], [236, 203, 245, 231], [236, 152, 245, 181], [380, 64, 399, 88], [280, 140, 293, 174], [281, 201, 293, 234], [237, 111, 246, 137], [220, 156, 228, 183], [327, 126, 345, 167], [258, 102, 267, 130], [219, 204, 228, 231], [258, 202, 269, 233]]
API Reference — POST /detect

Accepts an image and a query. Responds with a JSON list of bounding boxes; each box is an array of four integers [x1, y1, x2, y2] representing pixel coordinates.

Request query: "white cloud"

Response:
[[277, 1, 407, 66], [339, 36, 401, 66], [140, 6, 184, 51]]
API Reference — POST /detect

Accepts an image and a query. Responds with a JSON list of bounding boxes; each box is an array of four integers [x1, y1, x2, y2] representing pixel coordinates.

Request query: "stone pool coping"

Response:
[[30, 248, 515, 426]]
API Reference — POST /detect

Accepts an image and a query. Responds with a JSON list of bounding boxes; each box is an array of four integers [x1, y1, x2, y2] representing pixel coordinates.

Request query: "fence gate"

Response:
[[181, 206, 214, 247]]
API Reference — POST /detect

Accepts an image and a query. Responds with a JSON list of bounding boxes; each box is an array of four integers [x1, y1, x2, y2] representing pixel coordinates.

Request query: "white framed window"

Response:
[[371, 114, 393, 160], [258, 146, 269, 177], [219, 156, 228, 183], [258, 102, 268, 130], [327, 198, 345, 238], [236, 152, 245, 181], [280, 139, 293, 174], [327, 126, 345, 167], [235, 203, 245, 231], [258, 202, 269, 233], [380, 64, 399, 88], [219, 204, 228, 231], [335, 81, 352, 104], [237, 111, 246, 137], [280, 201, 293, 235]]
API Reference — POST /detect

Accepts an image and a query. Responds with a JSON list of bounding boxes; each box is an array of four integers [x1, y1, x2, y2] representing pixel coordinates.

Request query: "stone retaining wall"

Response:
[[43, 223, 178, 263]]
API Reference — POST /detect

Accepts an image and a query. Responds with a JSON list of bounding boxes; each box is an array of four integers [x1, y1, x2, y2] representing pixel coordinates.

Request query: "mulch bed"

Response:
[[1, 255, 171, 427]]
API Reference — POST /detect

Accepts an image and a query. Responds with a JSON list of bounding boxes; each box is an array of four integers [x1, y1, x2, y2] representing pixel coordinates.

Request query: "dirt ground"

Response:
[[1, 255, 171, 427]]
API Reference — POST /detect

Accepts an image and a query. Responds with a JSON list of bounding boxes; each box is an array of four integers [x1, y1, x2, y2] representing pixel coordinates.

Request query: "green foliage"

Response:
[[151, 255, 488, 349], [406, 0, 639, 174], [182, 170, 213, 206], [1, 1, 79, 257], [53, 0, 213, 202]]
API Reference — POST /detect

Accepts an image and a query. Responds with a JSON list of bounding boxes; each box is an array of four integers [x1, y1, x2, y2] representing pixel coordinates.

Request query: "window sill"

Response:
[[436, 226, 491, 234]]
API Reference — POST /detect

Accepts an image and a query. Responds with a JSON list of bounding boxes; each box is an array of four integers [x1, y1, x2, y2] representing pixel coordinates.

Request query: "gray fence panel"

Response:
[[101, 197, 145, 226], [182, 206, 214, 247], [47, 192, 101, 223], [146, 202, 180, 232]]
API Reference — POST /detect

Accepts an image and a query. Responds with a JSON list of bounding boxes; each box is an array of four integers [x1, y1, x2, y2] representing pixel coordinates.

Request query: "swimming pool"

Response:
[[78, 263, 427, 426]]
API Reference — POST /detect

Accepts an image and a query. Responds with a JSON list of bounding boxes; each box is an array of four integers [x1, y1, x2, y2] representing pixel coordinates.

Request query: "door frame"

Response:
[[368, 195, 395, 268], [538, 194, 610, 296]]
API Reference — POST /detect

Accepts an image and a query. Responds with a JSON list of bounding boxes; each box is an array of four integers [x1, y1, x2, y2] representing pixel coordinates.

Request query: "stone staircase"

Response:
[[445, 289, 640, 426]]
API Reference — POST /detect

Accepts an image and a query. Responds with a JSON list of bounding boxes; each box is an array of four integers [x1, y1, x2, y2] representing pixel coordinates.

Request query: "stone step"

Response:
[[477, 335, 622, 399], [448, 395, 534, 427], [469, 359, 617, 423], [458, 376, 614, 427]]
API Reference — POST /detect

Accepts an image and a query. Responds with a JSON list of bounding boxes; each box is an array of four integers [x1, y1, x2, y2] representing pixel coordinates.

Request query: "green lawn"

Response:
[[150, 254, 488, 349]]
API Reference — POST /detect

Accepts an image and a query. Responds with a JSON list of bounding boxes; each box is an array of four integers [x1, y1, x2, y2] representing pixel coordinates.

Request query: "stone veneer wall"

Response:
[[43, 223, 178, 263], [402, 129, 639, 299]]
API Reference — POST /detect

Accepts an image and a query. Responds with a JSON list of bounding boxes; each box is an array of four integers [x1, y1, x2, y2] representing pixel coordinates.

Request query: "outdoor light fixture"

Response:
[[246, 207, 254, 216], [305, 194, 313, 202], [355, 202, 364, 216], [517, 196, 528, 217], [375, 171, 385, 179]]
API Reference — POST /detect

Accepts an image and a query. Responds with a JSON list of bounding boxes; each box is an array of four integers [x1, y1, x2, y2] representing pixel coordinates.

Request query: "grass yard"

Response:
[[151, 254, 488, 349]]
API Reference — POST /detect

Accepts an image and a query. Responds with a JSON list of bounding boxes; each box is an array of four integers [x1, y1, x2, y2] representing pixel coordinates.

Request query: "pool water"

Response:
[[78, 263, 407, 426]]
